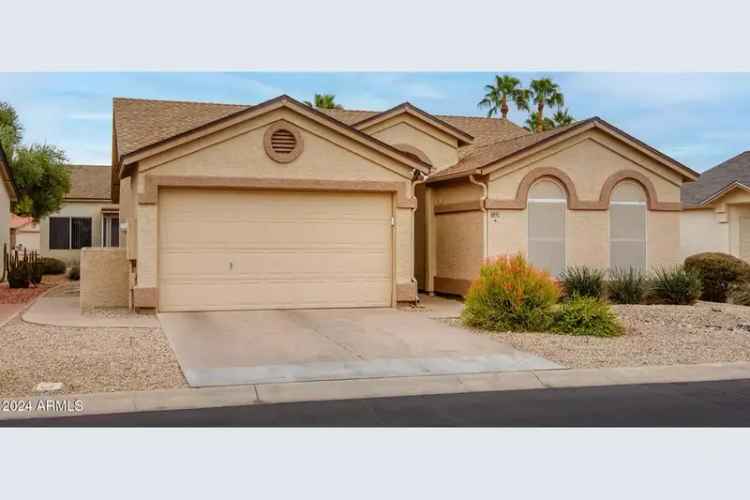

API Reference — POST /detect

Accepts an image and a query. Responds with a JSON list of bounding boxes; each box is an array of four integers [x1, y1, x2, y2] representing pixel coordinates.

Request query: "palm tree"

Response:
[[552, 109, 575, 127], [528, 78, 565, 132], [304, 94, 343, 110], [477, 75, 529, 119], [524, 112, 555, 132]]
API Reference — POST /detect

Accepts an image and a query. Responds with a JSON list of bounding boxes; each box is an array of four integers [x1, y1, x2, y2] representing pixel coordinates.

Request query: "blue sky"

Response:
[[1, 72, 748, 172]]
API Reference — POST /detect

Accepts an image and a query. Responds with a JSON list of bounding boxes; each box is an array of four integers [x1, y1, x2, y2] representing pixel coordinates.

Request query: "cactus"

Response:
[[4, 245, 42, 288]]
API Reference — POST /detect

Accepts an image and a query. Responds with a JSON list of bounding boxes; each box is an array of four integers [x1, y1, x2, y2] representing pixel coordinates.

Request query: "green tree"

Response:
[[524, 112, 555, 132], [477, 75, 529, 119], [0, 101, 71, 220], [528, 78, 565, 132], [0, 101, 23, 159], [12, 144, 71, 220], [304, 94, 343, 110], [552, 109, 575, 127]]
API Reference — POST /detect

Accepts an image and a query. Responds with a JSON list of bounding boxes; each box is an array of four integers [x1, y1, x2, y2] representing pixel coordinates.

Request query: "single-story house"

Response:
[[0, 143, 19, 254], [680, 151, 750, 261], [109, 95, 697, 312], [40, 164, 119, 263], [10, 214, 39, 252]]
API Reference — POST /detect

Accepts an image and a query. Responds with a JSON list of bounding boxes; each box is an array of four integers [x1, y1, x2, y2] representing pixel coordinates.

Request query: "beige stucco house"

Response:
[[40, 164, 119, 263], [0, 144, 19, 255], [108, 95, 697, 312], [680, 151, 750, 261]]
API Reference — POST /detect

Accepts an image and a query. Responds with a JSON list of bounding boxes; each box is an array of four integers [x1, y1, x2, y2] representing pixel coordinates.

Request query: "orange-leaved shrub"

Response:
[[461, 254, 561, 332]]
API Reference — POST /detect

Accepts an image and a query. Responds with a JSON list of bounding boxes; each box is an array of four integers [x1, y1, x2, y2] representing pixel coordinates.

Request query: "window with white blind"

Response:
[[609, 181, 647, 271], [528, 179, 566, 276]]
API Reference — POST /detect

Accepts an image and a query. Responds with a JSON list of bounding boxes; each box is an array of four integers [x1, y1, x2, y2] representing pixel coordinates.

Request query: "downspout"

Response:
[[468, 174, 489, 261], [410, 171, 428, 303]]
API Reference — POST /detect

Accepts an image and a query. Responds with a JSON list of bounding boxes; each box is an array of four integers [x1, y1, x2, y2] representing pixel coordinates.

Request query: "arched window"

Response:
[[609, 181, 647, 271], [528, 179, 566, 276]]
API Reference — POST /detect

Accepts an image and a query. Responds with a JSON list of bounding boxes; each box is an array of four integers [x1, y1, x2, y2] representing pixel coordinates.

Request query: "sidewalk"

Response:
[[23, 296, 159, 328], [2, 361, 749, 422]]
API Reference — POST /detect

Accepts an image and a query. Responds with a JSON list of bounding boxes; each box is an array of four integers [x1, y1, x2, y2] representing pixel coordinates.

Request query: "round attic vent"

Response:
[[264, 121, 303, 163]]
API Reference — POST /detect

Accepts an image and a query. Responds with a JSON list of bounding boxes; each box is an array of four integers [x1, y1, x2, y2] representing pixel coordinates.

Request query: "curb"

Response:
[[2, 361, 750, 422]]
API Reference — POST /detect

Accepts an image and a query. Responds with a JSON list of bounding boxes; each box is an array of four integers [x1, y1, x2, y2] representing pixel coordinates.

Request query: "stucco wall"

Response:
[[0, 180, 10, 254], [680, 209, 729, 260], [436, 211, 484, 281], [367, 116, 459, 170], [80, 247, 129, 308], [15, 229, 40, 251], [128, 108, 417, 305], [40, 201, 111, 263]]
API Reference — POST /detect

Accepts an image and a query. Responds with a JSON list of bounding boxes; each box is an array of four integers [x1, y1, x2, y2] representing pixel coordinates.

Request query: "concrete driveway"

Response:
[[158, 308, 560, 387]]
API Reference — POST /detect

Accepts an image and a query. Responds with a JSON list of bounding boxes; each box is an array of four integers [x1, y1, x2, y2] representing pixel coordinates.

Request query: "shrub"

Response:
[[650, 266, 702, 305], [67, 264, 80, 281], [39, 257, 66, 275], [552, 295, 624, 337], [728, 282, 750, 306], [559, 266, 606, 300], [684, 252, 750, 303], [607, 267, 650, 304], [29, 259, 43, 284], [7, 265, 29, 288], [461, 254, 560, 332]]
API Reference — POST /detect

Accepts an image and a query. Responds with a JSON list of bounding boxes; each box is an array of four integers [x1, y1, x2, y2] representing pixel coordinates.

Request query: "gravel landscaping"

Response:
[[0, 318, 186, 398], [450, 301, 750, 368], [0, 274, 68, 304]]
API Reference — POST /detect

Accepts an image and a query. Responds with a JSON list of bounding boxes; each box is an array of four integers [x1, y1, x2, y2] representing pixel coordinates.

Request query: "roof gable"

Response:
[[429, 117, 699, 183], [681, 151, 750, 207], [114, 95, 430, 176], [352, 103, 474, 146]]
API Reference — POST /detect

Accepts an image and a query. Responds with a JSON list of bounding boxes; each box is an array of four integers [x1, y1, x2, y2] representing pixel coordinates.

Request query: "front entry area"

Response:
[[157, 188, 394, 312]]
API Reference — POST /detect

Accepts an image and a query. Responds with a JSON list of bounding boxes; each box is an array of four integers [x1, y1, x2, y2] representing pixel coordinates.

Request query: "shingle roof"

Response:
[[112, 97, 529, 167], [320, 108, 528, 158], [681, 151, 750, 207], [10, 214, 34, 230], [66, 164, 112, 200]]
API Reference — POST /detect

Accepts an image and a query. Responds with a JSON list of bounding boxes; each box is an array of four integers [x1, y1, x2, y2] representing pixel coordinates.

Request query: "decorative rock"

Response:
[[33, 382, 63, 393]]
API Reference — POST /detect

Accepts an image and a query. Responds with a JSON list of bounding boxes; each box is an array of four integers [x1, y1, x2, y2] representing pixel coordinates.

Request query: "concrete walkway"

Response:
[[398, 293, 464, 318], [3, 361, 749, 422], [23, 296, 159, 328], [0, 302, 30, 328]]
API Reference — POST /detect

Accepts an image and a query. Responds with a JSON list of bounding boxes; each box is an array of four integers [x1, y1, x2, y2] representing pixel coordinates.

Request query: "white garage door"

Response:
[[158, 188, 393, 311]]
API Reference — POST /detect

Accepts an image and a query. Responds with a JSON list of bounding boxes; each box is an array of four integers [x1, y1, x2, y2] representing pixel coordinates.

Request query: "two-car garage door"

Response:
[[158, 188, 393, 311]]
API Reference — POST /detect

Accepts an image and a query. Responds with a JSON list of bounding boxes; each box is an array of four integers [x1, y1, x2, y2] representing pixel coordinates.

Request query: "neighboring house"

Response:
[[110, 95, 696, 312], [680, 151, 750, 261], [10, 214, 40, 252], [0, 143, 19, 254], [40, 164, 119, 263]]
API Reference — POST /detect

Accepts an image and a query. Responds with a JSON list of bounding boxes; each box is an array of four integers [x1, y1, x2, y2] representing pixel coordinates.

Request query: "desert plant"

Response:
[[4, 246, 38, 288], [552, 295, 624, 337], [684, 252, 750, 303], [650, 266, 702, 305], [67, 263, 80, 281], [461, 254, 560, 332], [38, 257, 66, 275], [560, 266, 606, 300], [607, 267, 650, 304], [728, 282, 750, 306]]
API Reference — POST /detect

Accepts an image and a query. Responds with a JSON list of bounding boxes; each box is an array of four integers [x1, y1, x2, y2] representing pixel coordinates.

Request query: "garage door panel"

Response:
[[160, 279, 392, 311], [161, 219, 391, 248], [158, 188, 393, 311], [160, 250, 391, 278]]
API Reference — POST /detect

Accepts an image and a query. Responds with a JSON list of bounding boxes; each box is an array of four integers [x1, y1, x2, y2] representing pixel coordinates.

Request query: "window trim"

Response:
[[49, 216, 93, 250], [102, 215, 120, 248], [527, 196, 567, 277]]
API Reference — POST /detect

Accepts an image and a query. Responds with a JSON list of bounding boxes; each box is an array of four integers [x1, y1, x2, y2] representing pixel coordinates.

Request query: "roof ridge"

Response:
[[66, 163, 111, 168], [113, 96, 250, 108]]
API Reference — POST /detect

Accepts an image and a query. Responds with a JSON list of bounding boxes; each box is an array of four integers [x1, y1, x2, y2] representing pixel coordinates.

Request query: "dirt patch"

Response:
[[0, 318, 186, 397], [448, 301, 750, 368], [0, 274, 68, 304]]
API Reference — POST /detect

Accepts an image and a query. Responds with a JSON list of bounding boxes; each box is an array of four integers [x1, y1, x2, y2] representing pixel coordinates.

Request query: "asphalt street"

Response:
[[4, 378, 750, 427]]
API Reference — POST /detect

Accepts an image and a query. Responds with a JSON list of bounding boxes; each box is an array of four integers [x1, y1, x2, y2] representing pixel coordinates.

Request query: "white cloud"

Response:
[[400, 82, 445, 100]]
